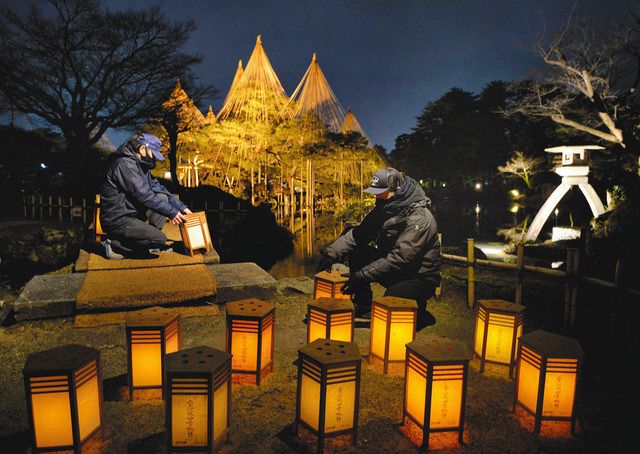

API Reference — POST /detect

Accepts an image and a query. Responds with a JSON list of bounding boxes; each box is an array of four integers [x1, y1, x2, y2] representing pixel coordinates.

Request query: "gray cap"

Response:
[[363, 167, 405, 195]]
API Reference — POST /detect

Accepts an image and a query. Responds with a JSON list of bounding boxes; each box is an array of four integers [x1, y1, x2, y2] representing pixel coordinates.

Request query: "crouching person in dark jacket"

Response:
[[99, 133, 191, 259], [318, 167, 441, 330]]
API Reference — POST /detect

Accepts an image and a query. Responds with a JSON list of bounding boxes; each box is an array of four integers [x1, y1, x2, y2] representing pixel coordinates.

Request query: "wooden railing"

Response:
[[442, 238, 639, 329]]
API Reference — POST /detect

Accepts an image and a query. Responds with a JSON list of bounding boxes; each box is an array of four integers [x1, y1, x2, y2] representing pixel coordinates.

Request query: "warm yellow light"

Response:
[[369, 297, 417, 373], [180, 211, 212, 255], [511, 189, 520, 197], [474, 300, 525, 377], [313, 271, 350, 299], [307, 298, 354, 343], [166, 347, 231, 452], [295, 339, 362, 452], [403, 336, 470, 450], [474, 182, 482, 190], [510, 205, 519, 213], [514, 330, 583, 434], [24, 345, 103, 452], [225, 299, 276, 385]]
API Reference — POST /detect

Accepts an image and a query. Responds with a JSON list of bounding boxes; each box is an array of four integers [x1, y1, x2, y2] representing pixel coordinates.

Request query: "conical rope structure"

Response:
[[341, 108, 368, 140], [219, 60, 243, 115], [217, 36, 289, 123], [289, 53, 346, 132], [162, 80, 206, 127]]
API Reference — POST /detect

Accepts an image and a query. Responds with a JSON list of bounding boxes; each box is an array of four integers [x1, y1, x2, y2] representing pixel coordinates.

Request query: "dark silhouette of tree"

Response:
[[0, 0, 209, 187]]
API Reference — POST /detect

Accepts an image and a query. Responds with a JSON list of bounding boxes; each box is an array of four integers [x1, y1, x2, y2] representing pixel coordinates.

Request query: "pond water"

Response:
[[268, 195, 516, 279]]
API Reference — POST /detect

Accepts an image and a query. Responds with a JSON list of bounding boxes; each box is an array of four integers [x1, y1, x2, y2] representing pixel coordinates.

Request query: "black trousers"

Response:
[[348, 245, 436, 321], [107, 193, 169, 254]]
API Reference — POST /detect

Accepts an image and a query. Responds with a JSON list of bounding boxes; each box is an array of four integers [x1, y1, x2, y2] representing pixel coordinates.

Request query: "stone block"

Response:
[[13, 273, 85, 320], [210, 262, 277, 302]]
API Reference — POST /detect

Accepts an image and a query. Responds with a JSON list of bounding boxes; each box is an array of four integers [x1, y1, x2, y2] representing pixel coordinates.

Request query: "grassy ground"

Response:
[[0, 269, 632, 453]]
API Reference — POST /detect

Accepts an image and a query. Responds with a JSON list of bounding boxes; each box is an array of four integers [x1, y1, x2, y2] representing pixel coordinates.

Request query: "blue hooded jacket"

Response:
[[100, 136, 186, 230]]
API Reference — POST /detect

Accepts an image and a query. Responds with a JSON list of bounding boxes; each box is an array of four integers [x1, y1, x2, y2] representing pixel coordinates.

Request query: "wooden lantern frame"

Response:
[[180, 211, 212, 256], [473, 299, 525, 377], [125, 306, 181, 399], [165, 346, 232, 453], [23, 344, 104, 453], [307, 297, 355, 344], [403, 336, 470, 451], [294, 339, 362, 453], [369, 296, 417, 373], [225, 298, 276, 385], [313, 271, 350, 300], [513, 330, 583, 434]]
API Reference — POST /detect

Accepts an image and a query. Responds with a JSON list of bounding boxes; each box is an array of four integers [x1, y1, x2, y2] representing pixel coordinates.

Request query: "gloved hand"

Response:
[[316, 253, 336, 273], [340, 273, 367, 295]]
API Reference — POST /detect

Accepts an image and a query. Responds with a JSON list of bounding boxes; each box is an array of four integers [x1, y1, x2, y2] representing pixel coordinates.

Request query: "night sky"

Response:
[[2, 0, 637, 151]]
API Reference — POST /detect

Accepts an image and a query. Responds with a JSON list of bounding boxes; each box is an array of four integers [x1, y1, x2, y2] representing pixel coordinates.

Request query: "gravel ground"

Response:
[[0, 270, 632, 453]]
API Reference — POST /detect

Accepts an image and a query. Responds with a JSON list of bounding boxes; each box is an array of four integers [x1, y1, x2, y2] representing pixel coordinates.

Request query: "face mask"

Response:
[[138, 152, 156, 170]]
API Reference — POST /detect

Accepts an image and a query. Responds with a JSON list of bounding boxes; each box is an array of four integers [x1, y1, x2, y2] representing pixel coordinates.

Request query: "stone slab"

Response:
[[13, 273, 85, 321], [74, 247, 219, 272], [14, 262, 276, 321], [210, 262, 277, 302]]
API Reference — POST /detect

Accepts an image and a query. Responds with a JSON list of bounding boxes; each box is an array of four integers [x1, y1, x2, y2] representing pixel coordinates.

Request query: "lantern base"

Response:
[[295, 420, 357, 453], [129, 387, 163, 401], [401, 415, 464, 451], [513, 404, 578, 437], [473, 355, 515, 379], [231, 362, 273, 386], [368, 354, 405, 375]]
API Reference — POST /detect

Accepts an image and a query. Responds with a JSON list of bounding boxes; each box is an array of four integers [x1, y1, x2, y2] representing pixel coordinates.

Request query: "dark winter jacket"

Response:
[[100, 139, 187, 230], [326, 177, 441, 285]]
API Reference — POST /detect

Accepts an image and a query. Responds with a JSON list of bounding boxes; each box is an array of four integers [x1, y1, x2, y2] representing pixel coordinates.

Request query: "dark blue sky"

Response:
[[2, 0, 637, 150]]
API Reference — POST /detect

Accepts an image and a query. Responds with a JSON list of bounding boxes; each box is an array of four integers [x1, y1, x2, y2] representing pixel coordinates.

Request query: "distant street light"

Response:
[[474, 182, 482, 191], [510, 205, 519, 214], [39, 162, 47, 169], [510, 189, 520, 197]]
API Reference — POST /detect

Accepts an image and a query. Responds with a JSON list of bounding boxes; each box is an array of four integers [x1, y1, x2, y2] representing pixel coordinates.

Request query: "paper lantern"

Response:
[[403, 336, 470, 450], [313, 271, 350, 300], [23, 344, 104, 452], [180, 211, 212, 255], [474, 299, 525, 377], [225, 299, 275, 385], [165, 346, 231, 452], [307, 298, 355, 344], [295, 339, 362, 452], [369, 296, 417, 373], [514, 330, 583, 434], [125, 306, 181, 399]]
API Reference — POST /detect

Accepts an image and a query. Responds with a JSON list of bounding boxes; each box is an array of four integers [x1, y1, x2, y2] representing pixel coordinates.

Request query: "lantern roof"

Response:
[[309, 297, 354, 313], [226, 298, 275, 318], [373, 296, 418, 310], [125, 306, 179, 328], [315, 271, 348, 284], [477, 299, 525, 314], [24, 344, 100, 374], [299, 338, 362, 366], [166, 346, 230, 374], [407, 335, 470, 363], [519, 330, 583, 359]]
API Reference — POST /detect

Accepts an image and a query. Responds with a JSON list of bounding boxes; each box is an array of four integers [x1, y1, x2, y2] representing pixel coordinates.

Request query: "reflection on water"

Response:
[[268, 197, 513, 279]]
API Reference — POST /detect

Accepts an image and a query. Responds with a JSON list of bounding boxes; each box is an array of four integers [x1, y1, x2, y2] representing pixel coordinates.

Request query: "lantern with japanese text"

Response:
[[165, 346, 231, 452], [313, 271, 349, 300], [403, 335, 470, 450], [225, 299, 275, 385], [514, 330, 583, 434], [125, 306, 181, 399], [23, 344, 104, 452], [474, 299, 525, 377], [307, 298, 355, 343], [369, 296, 417, 373], [180, 211, 212, 255], [295, 339, 362, 453]]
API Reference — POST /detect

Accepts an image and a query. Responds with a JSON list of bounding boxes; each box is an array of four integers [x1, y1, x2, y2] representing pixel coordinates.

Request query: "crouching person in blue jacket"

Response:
[[99, 133, 191, 259]]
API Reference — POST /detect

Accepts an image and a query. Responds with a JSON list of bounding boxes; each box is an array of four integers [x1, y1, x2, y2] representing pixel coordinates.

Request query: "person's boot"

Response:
[[352, 290, 372, 325], [102, 239, 124, 260], [149, 245, 173, 254], [416, 301, 436, 331]]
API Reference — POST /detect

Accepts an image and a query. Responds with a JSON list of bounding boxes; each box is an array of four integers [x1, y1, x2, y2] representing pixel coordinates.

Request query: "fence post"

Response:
[[515, 242, 525, 305], [57, 196, 63, 222], [38, 194, 43, 220], [564, 248, 580, 329], [435, 233, 442, 299], [82, 198, 87, 224], [219, 201, 224, 223], [467, 238, 475, 308], [23, 193, 27, 218], [48, 195, 53, 219]]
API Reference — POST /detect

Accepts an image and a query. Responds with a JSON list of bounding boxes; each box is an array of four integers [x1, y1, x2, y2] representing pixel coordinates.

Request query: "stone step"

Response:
[[13, 262, 276, 321]]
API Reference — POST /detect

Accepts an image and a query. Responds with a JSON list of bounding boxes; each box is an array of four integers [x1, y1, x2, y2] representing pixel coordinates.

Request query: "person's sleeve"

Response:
[[149, 176, 188, 211], [115, 161, 178, 219], [325, 207, 380, 260], [355, 211, 437, 282]]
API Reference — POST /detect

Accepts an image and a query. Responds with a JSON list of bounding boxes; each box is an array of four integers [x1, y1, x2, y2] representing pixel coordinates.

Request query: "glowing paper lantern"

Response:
[[307, 297, 355, 343], [403, 335, 470, 450], [23, 344, 104, 452], [225, 299, 275, 385], [369, 296, 417, 373], [180, 211, 212, 255], [295, 339, 362, 452], [474, 299, 525, 377], [125, 306, 181, 399], [313, 271, 349, 300], [514, 330, 583, 434], [165, 346, 231, 452]]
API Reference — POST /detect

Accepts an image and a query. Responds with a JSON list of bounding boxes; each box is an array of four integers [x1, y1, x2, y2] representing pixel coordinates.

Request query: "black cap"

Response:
[[363, 167, 405, 194]]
